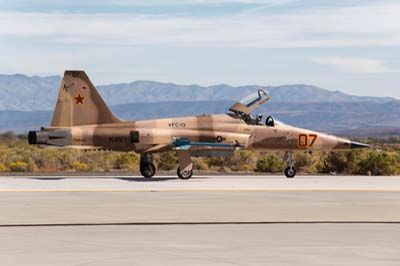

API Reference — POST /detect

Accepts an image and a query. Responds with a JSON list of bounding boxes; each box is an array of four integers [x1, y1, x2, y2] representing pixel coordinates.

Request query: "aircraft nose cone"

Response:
[[350, 141, 370, 149]]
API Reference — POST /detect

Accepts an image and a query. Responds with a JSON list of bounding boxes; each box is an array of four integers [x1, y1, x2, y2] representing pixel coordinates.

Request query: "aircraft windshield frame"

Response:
[[228, 89, 271, 115], [239, 90, 269, 107]]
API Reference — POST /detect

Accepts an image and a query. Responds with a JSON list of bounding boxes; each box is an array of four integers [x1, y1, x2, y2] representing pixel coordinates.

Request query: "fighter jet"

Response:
[[28, 71, 369, 179]]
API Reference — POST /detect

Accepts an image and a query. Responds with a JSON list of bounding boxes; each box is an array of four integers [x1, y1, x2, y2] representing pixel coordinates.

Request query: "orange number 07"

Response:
[[298, 134, 318, 148]]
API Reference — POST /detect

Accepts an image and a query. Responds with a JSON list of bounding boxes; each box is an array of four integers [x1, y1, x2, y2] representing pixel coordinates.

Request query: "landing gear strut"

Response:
[[176, 150, 193, 180], [140, 153, 156, 178], [284, 152, 296, 178]]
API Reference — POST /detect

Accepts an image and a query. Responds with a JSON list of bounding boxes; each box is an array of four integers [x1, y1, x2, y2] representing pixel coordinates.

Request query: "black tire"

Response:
[[140, 162, 156, 178], [177, 167, 193, 180], [284, 167, 296, 178]]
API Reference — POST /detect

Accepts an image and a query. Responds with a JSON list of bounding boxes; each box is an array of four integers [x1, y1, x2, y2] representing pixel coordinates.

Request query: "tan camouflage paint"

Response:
[[36, 71, 357, 154]]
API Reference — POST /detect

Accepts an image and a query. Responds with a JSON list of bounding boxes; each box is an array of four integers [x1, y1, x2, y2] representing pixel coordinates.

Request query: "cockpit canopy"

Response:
[[229, 89, 271, 115]]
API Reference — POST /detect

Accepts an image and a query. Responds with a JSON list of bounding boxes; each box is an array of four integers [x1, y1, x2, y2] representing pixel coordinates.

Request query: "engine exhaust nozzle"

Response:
[[28, 130, 71, 146], [28, 131, 49, 145]]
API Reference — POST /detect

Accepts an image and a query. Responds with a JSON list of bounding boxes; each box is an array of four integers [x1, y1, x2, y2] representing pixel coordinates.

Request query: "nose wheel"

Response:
[[284, 166, 296, 178], [140, 153, 156, 178], [284, 152, 296, 178]]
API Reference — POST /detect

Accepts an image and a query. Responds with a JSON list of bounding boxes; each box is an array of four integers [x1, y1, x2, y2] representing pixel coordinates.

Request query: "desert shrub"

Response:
[[357, 151, 400, 175], [70, 162, 90, 172], [256, 155, 286, 173], [0, 163, 8, 172], [293, 152, 313, 172], [78, 151, 115, 172], [36, 150, 62, 170], [193, 159, 210, 171], [229, 150, 255, 171], [95, 152, 116, 171], [26, 157, 37, 172], [9, 161, 29, 172], [157, 151, 178, 170], [205, 157, 226, 168], [317, 151, 357, 174], [0, 131, 16, 141], [113, 152, 139, 170]]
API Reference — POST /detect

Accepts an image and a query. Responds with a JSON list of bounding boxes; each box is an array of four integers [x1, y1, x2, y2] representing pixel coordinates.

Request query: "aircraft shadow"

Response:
[[117, 177, 177, 182], [30, 178, 66, 180]]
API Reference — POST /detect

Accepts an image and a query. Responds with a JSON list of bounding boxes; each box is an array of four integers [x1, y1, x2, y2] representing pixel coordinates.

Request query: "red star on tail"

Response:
[[74, 94, 85, 104]]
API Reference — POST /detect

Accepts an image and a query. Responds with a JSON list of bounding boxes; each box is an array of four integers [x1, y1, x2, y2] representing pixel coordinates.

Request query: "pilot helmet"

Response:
[[256, 114, 262, 120]]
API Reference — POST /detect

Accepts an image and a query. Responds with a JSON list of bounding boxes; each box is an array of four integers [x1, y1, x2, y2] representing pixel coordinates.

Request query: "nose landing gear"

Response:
[[284, 152, 296, 178], [284, 166, 296, 178], [140, 153, 156, 178]]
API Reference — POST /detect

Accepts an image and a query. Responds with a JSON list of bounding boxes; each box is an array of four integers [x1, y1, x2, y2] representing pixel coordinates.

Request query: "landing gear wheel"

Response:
[[177, 167, 193, 180], [285, 167, 296, 178], [140, 163, 156, 178], [140, 153, 156, 178]]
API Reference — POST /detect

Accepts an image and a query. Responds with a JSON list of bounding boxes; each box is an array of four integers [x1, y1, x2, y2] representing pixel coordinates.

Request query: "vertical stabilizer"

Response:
[[51, 71, 121, 127]]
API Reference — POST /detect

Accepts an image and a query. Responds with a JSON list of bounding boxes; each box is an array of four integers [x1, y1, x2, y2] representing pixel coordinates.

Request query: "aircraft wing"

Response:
[[143, 143, 173, 153]]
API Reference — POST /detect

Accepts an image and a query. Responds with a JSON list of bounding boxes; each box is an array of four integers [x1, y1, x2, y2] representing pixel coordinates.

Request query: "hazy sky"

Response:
[[0, 0, 399, 98]]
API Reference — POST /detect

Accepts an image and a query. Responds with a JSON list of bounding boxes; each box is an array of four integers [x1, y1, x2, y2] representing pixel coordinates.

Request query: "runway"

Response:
[[0, 175, 400, 265], [2, 174, 400, 192]]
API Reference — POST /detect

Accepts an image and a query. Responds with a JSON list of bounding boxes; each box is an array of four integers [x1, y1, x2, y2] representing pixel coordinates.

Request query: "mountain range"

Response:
[[0, 73, 399, 136], [0, 74, 395, 111]]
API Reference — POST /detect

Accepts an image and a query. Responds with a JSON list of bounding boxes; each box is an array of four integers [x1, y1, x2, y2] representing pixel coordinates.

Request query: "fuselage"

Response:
[[35, 113, 353, 153]]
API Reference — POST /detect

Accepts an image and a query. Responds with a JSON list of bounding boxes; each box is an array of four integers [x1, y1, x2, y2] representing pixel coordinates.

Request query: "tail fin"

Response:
[[51, 71, 121, 127]]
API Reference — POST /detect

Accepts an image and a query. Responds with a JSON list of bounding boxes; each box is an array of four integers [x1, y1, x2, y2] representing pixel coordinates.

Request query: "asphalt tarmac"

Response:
[[0, 175, 399, 266]]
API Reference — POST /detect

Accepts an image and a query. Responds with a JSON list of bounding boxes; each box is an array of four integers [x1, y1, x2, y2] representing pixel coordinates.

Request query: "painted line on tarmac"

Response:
[[1, 175, 268, 178], [0, 189, 400, 193], [0, 221, 400, 227]]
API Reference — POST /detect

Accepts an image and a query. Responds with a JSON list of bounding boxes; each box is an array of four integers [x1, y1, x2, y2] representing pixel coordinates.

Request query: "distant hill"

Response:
[[0, 74, 61, 111], [99, 82, 395, 106], [0, 74, 395, 111], [336, 127, 400, 138]]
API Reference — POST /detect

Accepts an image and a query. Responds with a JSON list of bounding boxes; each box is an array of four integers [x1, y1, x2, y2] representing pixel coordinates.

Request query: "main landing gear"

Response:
[[284, 152, 296, 178], [139, 152, 194, 180], [140, 153, 156, 178], [176, 150, 193, 180], [177, 167, 193, 179]]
